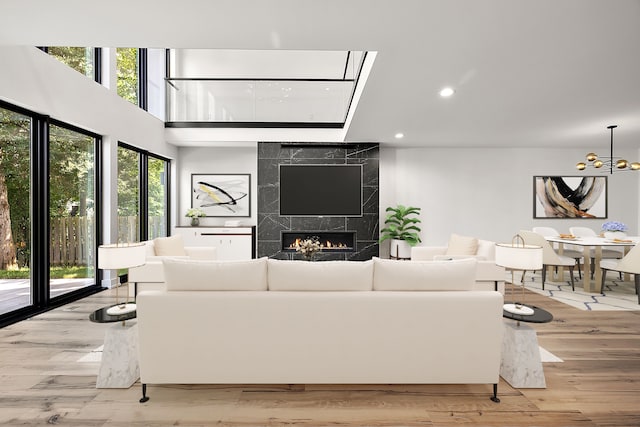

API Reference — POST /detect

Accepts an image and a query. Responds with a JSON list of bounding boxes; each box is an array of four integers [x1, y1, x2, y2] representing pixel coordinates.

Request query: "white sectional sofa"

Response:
[[136, 257, 504, 403]]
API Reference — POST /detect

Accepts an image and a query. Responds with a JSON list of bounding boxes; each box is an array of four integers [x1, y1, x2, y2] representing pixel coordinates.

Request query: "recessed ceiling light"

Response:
[[439, 87, 455, 97], [395, 133, 404, 139]]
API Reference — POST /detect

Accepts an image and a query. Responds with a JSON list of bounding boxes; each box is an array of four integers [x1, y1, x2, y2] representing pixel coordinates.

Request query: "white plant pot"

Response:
[[604, 231, 627, 239], [390, 239, 412, 259]]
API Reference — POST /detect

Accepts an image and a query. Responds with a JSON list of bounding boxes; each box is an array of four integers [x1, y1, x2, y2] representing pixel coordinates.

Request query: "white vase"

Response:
[[604, 231, 626, 239], [390, 239, 412, 259]]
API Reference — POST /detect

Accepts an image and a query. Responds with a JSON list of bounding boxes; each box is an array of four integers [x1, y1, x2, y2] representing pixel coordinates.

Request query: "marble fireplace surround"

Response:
[[257, 142, 379, 261]]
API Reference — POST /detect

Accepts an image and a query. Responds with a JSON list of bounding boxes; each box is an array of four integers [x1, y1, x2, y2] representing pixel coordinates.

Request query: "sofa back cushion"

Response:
[[445, 234, 478, 256], [373, 257, 476, 291], [153, 234, 187, 256], [163, 257, 268, 291], [476, 239, 496, 260], [267, 259, 373, 291]]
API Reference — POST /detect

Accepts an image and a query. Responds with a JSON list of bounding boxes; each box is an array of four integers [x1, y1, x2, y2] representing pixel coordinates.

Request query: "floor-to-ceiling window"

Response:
[[0, 106, 31, 315], [118, 143, 170, 242], [48, 123, 97, 299], [0, 101, 102, 326], [148, 155, 169, 239], [117, 145, 140, 242]]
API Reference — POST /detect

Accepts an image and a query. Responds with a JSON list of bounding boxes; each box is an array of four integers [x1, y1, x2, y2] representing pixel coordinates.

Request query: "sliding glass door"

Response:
[[0, 107, 31, 315], [48, 123, 97, 299]]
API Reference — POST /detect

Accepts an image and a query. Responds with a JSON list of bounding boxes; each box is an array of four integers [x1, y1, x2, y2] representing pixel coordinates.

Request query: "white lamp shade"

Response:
[[98, 243, 146, 270], [495, 243, 543, 270]]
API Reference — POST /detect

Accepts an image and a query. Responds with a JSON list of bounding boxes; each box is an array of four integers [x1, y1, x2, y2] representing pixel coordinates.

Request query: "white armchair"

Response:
[[128, 235, 217, 296], [411, 234, 506, 293]]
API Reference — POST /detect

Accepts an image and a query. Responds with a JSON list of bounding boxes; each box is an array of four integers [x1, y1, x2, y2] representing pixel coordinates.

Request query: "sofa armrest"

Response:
[[411, 246, 447, 260], [129, 261, 164, 283], [185, 246, 217, 260]]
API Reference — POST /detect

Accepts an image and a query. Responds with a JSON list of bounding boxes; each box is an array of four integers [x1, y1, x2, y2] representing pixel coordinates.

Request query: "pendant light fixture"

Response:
[[576, 125, 640, 174]]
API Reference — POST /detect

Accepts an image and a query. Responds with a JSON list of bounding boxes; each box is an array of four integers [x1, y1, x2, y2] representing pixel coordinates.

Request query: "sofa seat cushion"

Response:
[[163, 257, 268, 291], [153, 234, 187, 256], [373, 257, 476, 291], [267, 259, 373, 291]]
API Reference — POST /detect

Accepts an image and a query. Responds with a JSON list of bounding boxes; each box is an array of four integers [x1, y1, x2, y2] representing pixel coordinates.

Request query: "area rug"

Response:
[[519, 273, 639, 311]]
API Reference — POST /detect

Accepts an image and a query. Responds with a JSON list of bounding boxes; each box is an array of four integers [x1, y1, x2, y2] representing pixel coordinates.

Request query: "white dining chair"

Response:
[[600, 243, 640, 304], [570, 226, 623, 278], [519, 230, 576, 290], [533, 226, 584, 279]]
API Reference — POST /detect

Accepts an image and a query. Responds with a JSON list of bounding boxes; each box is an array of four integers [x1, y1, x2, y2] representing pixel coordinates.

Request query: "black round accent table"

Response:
[[89, 305, 137, 323], [502, 304, 553, 323]]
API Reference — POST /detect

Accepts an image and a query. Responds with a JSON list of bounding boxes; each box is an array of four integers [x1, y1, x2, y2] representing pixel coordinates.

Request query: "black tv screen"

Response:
[[279, 164, 363, 216]]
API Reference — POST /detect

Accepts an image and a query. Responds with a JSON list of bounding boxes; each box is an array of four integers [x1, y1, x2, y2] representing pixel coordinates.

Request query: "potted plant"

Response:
[[380, 205, 422, 259], [186, 207, 206, 226]]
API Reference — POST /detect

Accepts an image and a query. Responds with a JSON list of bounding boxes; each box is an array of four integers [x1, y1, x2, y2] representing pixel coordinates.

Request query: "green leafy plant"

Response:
[[379, 205, 422, 246]]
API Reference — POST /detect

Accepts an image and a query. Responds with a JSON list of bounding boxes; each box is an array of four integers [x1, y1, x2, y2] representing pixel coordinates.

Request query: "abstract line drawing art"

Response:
[[191, 174, 251, 217], [534, 176, 607, 219]]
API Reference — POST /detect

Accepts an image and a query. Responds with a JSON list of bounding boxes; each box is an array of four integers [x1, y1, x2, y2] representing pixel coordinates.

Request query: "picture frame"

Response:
[[533, 176, 607, 219], [191, 173, 251, 217]]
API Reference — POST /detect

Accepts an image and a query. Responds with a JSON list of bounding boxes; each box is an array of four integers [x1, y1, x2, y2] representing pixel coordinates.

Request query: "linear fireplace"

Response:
[[281, 231, 357, 253]]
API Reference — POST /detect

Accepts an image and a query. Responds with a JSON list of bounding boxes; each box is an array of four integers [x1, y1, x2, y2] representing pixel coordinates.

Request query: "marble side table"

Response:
[[90, 307, 139, 388], [500, 305, 553, 389]]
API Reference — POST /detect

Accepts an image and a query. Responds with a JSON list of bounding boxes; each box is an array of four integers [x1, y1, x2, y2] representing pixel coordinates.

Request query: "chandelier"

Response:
[[576, 125, 640, 174]]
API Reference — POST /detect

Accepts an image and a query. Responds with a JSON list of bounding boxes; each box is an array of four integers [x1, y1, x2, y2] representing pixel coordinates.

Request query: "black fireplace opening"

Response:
[[281, 231, 357, 253]]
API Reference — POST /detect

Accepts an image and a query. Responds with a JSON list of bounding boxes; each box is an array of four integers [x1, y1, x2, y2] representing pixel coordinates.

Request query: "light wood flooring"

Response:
[[0, 284, 638, 426]]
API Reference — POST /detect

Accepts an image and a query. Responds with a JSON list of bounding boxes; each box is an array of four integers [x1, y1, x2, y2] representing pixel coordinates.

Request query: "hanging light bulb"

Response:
[[631, 162, 640, 170], [576, 162, 586, 170], [586, 153, 597, 161], [593, 160, 604, 168], [616, 159, 629, 169]]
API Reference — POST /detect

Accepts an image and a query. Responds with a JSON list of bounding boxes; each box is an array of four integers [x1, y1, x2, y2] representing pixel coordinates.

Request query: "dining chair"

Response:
[[533, 226, 584, 279], [569, 226, 623, 278], [519, 230, 576, 290], [600, 243, 640, 304]]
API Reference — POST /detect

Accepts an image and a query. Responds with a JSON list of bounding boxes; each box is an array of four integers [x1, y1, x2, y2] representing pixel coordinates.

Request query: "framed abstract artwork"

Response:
[[191, 174, 251, 217], [533, 176, 607, 219]]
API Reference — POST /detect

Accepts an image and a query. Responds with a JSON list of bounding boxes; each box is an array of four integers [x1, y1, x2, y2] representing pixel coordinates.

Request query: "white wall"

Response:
[[176, 145, 258, 228], [382, 146, 640, 247]]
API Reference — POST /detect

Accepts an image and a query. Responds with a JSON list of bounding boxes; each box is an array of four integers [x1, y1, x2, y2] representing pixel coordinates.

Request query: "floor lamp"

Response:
[[98, 243, 146, 315], [495, 235, 543, 316]]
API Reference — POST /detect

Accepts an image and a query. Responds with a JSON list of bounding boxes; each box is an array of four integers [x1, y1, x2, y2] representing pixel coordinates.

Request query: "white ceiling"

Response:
[[1, 0, 639, 149]]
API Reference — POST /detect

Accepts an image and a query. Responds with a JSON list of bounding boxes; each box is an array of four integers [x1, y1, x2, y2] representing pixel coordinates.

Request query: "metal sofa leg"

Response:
[[490, 383, 500, 403], [140, 383, 149, 403], [635, 274, 640, 304], [601, 269, 608, 293]]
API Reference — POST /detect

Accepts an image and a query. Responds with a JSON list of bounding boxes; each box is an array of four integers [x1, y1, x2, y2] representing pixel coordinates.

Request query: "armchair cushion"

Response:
[[445, 234, 478, 256], [153, 235, 187, 256]]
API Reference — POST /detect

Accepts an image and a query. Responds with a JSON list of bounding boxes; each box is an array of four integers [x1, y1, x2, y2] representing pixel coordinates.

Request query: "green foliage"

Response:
[[117, 48, 139, 104], [0, 266, 94, 279], [380, 205, 422, 246], [47, 47, 94, 77]]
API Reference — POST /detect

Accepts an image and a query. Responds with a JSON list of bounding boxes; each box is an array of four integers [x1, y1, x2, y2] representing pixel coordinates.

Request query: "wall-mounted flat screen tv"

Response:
[[279, 164, 363, 216]]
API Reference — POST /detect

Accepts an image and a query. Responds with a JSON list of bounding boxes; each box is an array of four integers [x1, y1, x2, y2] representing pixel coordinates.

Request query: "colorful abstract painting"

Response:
[[191, 174, 251, 217], [534, 176, 607, 218]]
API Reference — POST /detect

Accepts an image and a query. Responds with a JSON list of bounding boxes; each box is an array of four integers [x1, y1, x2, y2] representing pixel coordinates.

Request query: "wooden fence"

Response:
[[49, 216, 165, 266]]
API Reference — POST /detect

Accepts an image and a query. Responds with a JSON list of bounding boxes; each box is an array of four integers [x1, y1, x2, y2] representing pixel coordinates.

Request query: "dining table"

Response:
[[544, 235, 638, 293]]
